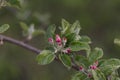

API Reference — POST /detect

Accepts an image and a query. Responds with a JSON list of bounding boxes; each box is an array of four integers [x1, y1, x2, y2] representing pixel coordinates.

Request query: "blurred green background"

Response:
[[0, 0, 120, 80]]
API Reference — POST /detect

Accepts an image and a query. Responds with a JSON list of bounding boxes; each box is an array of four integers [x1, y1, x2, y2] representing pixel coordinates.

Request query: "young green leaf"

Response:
[[36, 50, 55, 65], [33, 29, 45, 36], [61, 19, 70, 30], [46, 24, 56, 38], [88, 47, 103, 64], [96, 69, 106, 80], [19, 22, 28, 31], [114, 38, 120, 46], [0, 0, 7, 8], [75, 55, 90, 68], [65, 33, 76, 45], [99, 58, 120, 75], [92, 70, 99, 80], [0, 24, 10, 33], [61, 19, 70, 34], [59, 54, 72, 68], [71, 20, 81, 35], [72, 72, 87, 80], [7, 0, 21, 8], [70, 41, 90, 51], [80, 36, 91, 44]]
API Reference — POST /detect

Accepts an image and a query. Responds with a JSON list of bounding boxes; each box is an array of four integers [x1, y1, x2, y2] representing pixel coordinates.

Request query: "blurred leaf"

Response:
[[80, 36, 91, 44], [100, 58, 120, 75], [46, 24, 56, 38], [0, 24, 10, 33], [36, 50, 55, 65], [65, 33, 76, 45], [7, 0, 21, 8], [70, 41, 90, 51], [19, 22, 28, 31], [75, 55, 90, 68], [0, 0, 7, 8], [59, 54, 72, 68], [92, 70, 106, 80], [33, 29, 45, 36], [96, 69, 106, 80], [72, 72, 87, 80], [88, 47, 103, 64], [71, 20, 81, 35], [111, 76, 120, 80], [92, 70, 99, 80], [114, 38, 120, 46], [61, 19, 70, 34]]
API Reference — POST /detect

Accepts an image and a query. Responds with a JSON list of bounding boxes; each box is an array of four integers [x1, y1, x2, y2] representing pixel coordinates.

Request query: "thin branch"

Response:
[[0, 34, 79, 71], [0, 35, 41, 54]]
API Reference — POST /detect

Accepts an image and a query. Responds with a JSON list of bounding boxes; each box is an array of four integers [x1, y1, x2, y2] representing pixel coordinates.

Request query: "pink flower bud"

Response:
[[92, 65, 97, 70], [56, 34, 61, 43], [79, 66, 84, 71], [87, 73, 92, 78], [65, 48, 71, 54], [62, 37, 67, 43], [90, 65, 97, 70], [58, 43, 62, 46], [48, 38, 54, 44]]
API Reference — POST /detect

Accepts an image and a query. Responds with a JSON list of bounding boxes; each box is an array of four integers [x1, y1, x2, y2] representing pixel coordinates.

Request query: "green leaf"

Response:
[[96, 69, 106, 80], [99, 58, 120, 75], [80, 36, 91, 44], [111, 76, 120, 80], [0, 24, 10, 33], [72, 72, 87, 80], [65, 33, 76, 45], [46, 24, 56, 38], [100, 58, 120, 67], [71, 20, 81, 35], [61, 19, 70, 30], [70, 41, 90, 51], [92, 69, 106, 80], [92, 70, 99, 80], [59, 54, 72, 68], [36, 50, 55, 65], [114, 38, 120, 46], [61, 19, 70, 34], [75, 55, 90, 68], [7, 0, 21, 8], [0, 0, 7, 8], [19, 22, 28, 31], [33, 29, 45, 36], [88, 47, 103, 64]]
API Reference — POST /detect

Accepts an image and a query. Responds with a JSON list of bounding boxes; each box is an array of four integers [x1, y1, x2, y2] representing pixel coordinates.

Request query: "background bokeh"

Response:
[[0, 0, 120, 80]]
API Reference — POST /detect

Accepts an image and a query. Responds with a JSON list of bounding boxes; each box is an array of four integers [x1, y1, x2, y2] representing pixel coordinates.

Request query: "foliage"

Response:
[[0, 1, 120, 80], [0, 24, 10, 33], [0, 0, 21, 8], [20, 22, 45, 40], [36, 19, 120, 80]]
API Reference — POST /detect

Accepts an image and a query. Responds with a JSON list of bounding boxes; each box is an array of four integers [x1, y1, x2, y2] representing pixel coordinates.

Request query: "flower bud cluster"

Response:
[[79, 66, 92, 78], [89, 61, 98, 70], [48, 34, 71, 54]]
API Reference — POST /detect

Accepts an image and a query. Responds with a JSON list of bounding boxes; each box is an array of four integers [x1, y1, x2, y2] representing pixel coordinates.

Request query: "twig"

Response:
[[0, 35, 41, 54], [0, 34, 79, 71]]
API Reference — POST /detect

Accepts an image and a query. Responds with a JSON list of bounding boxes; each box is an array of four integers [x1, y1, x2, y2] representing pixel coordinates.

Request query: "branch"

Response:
[[0, 34, 79, 71], [0, 35, 41, 54]]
